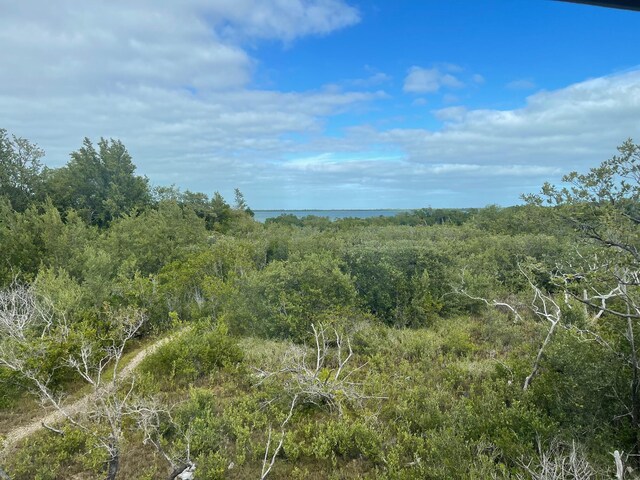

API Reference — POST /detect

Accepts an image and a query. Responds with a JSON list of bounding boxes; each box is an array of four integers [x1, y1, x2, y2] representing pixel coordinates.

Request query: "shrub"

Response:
[[228, 253, 358, 342], [139, 323, 243, 389]]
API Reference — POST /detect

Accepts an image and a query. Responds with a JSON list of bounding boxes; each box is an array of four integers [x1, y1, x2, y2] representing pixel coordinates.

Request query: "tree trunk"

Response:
[[523, 319, 559, 390], [105, 450, 119, 480], [168, 463, 189, 480], [627, 316, 640, 464]]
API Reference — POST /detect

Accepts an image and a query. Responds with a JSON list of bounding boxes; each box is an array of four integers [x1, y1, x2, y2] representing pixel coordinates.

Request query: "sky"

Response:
[[1, 0, 639, 209]]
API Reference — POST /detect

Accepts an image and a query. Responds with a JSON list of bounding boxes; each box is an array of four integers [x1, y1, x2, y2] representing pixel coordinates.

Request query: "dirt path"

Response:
[[1, 330, 183, 456]]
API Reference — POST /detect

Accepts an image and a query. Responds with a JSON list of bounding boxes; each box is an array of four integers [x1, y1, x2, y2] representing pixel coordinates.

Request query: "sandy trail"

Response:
[[1, 330, 181, 456]]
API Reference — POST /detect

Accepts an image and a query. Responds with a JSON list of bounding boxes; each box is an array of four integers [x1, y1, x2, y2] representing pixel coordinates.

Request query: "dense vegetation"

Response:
[[1, 129, 640, 479]]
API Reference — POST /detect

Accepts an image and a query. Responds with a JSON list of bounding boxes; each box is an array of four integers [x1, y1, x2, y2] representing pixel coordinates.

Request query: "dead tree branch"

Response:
[[0, 283, 147, 480], [254, 324, 382, 479]]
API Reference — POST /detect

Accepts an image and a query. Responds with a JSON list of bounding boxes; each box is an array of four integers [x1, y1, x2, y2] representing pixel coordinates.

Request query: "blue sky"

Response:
[[1, 0, 639, 209]]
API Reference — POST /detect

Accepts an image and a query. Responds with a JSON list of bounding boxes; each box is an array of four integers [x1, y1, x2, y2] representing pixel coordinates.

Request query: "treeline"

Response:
[[0, 129, 253, 229]]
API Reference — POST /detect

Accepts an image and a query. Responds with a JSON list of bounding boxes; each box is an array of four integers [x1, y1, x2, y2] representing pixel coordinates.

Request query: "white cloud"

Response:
[[0, 0, 359, 95], [206, 0, 360, 41], [2, 1, 639, 209], [383, 69, 640, 169], [433, 106, 467, 122], [403, 66, 464, 93], [0, 0, 374, 204], [273, 69, 640, 207], [472, 74, 485, 84], [344, 72, 392, 88], [507, 79, 537, 90]]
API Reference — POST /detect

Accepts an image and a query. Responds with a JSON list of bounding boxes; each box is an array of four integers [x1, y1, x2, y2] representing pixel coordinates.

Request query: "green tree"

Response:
[[344, 243, 446, 326], [0, 129, 46, 212], [176, 190, 233, 231], [210, 191, 232, 230], [526, 139, 640, 459], [47, 138, 150, 227], [234, 187, 254, 217], [102, 200, 208, 276], [230, 253, 358, 341], [0, 200, 94, 286]]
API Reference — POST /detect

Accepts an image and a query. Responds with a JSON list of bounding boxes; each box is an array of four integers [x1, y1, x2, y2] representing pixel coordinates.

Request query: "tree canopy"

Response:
[[46, 137, 151, 227], [0, 128, 46, 212]]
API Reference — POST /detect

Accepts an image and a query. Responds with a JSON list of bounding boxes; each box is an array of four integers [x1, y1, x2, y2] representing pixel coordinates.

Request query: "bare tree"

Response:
[[132, 397, 196, 480], [0, 282, 56, 371], [526, 139, 640, 458], [457, 266, 563, 390], [518, 440, 598, 480], [0, 283, 146, 480], [253, 324, 381, 479], [253, 324, 371, 415]]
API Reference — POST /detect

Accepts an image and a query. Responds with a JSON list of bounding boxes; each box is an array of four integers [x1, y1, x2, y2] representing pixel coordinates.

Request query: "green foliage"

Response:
[[154, 237, 260, 321], [139, 323, 243, 389], [343, 242, 447, 326], [228, 252, 358, 341], [0, 128, 46, 212], [0, 367, 25, 408], [0, 201, 94, 286], [102, 200, 208, 276], [46, 137, 151, 227], [528, 327, 624, 454], [6, 427, 103, 480], [3, 131, 638, 478]]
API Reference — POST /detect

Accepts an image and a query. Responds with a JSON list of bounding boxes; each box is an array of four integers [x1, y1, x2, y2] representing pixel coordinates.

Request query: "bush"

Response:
[[228, 253, 358, 342], [6, 427, 103, 480], [139, 323, 243, 389]]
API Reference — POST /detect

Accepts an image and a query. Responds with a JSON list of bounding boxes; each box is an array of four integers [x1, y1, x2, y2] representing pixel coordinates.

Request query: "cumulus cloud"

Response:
[[412, 70, 640, 167], [0, 0, 371, 200], [2, 0, 639, 209], [433, 106, 467, 122], [0, 0, 359, 95], [276, 69, 640, 207], [344, 72, 392, 88], [403, 66, 464, 93]]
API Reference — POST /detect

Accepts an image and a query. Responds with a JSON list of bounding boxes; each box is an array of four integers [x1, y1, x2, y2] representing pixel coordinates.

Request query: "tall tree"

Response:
[[233, 187, 254, 217], [0, 128, 46, 212], [525, 139, 640, 458], [47, 138, 150, 227]]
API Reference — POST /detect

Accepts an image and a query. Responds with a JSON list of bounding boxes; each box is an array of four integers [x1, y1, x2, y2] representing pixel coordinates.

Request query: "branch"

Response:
[[582, 224, 640, 263], [255, 326, 383, 479], [42, 422, 65, 436], [454, 286, 524, 322], [457, 267, 562, 390], [567, 291, 640, 319], [260, 394, 298, 480]]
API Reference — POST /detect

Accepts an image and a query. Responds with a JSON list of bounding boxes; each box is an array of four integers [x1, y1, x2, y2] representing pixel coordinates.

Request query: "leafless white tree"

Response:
[[517, 440, 597, 480], [457, 266, 562, 390], [131, 397, 196, 480], [253, 324, 371, 415], [0, 283, 147, 480], [253, 324, 382, 479]]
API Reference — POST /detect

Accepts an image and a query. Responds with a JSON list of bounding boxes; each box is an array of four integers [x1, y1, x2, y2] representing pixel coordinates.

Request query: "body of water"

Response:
[[253, 209, 410, 223]]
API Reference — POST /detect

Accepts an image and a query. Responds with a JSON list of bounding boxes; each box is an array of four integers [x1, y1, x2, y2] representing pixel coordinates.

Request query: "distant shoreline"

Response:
[[252, 209, 412, 222], [253, 209, 414, 212]]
